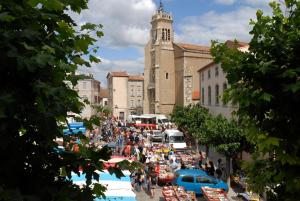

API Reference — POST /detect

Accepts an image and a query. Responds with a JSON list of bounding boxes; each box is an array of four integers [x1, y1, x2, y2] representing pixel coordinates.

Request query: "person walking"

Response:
[[208, 161, 215, 176], [147, 174, 156, 199], [216, 158, 224, 179], [198, 151, 204, 168]]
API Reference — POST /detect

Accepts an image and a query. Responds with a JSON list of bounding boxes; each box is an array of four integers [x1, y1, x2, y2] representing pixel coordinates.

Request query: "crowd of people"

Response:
[[97, 118, 226, 199]]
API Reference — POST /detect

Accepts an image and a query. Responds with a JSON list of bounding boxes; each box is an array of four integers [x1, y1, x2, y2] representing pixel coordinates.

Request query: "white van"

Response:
[[163, 129, 187, 150], [156, 114, 173, 129]]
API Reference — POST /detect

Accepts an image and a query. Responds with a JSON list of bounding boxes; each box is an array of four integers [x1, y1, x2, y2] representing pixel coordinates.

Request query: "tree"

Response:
[[0, 0, 121, 201], [92, 105, 112, 120], [211, 1, 300, 200], [201, 115, 246, 179], [171, 104, 210, 152]]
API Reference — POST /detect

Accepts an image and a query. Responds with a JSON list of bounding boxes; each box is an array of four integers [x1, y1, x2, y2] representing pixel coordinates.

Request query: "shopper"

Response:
[[147, 174, 156, 198], [216, 158, 223, 179], [208, 161, 215, 176]]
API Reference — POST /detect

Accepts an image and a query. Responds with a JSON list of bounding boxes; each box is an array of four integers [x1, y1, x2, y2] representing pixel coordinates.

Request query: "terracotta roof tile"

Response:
[[100, 88, 108, 98], [175, 43, 210, 52], [108, 71, 129, 77], [225, 40, 248, 48], [129, 75, 144, 81], [192, 91, 200, 100]]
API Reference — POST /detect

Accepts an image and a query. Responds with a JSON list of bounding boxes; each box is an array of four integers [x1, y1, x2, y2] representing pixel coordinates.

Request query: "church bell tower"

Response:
[[150, 1, 173, 46]]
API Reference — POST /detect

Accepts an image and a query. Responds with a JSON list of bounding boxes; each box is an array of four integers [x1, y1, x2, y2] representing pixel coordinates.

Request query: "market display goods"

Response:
[[162, 186, 196, 201], [201, 187, 229, 201]]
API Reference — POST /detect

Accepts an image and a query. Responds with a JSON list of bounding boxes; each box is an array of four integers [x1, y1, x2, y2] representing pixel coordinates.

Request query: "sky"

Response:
[[73, 0, 274, 87]]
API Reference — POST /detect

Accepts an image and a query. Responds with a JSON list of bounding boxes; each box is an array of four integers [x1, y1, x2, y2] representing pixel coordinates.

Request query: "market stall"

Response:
[[162, 186, 196, 201], [72, 170, 136, 201], [201, 186, 229, 201], [158, 162, 174, 185]]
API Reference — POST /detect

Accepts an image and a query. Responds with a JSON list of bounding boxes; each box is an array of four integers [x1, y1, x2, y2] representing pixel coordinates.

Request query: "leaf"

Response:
[[42, 45, 55, 54], [44, 0, 64, 11], [260, 92, 272, 102], [22, 42, 37, 51], [93, 183, 106, 198], [0, 12, 15, 22], [96, 31, 104, 37], [72, 57, 86, 65], [89, 55, 100, 63], [81, 23, 97, 31]]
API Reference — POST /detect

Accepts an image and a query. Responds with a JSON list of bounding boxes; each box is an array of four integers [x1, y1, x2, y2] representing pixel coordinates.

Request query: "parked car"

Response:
[[172, 169, 228, 195], [151, 130, 163, 142]]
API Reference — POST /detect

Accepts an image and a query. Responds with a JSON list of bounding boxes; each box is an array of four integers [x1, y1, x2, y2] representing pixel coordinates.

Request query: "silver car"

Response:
[[151, 130, 163, 142]]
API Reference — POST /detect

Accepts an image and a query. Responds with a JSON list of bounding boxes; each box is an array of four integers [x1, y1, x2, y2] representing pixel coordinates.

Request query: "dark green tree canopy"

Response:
[[0, 0, 119, 201], [211, 1, 300, 200]]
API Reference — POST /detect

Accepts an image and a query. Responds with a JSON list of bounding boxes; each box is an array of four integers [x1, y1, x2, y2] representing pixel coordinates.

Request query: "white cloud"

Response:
[[214, 0, 236, 5], [78, 57, 144, 86], [175, 6, 263, 45], [74, 0, 156, 49], [245, 0, 272, 7]]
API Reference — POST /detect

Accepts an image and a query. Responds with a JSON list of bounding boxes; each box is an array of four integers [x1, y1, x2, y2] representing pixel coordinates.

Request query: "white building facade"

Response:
[[75, 76, 101, 119], [198, 62, 237, 119]]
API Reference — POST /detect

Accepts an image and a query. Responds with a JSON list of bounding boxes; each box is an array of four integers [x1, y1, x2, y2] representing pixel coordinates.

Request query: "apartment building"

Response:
[[198, 40, 248, 118], [128, 76, 144, 115], [107, 72, 144, 120], [75, 75, 101, 119]]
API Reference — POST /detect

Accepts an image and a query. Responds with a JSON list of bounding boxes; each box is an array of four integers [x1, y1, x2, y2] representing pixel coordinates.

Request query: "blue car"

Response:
[[172, 169, 228, 195]]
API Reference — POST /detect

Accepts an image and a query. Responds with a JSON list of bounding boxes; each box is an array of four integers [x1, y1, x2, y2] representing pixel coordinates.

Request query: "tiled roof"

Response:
[[108, 71, 129, 77], [192, 91, 200, 100], [129, 75, 144, 81], [175, 43, 210, 52], [100, 88, 108, 98], [225, 40, 248, 48]]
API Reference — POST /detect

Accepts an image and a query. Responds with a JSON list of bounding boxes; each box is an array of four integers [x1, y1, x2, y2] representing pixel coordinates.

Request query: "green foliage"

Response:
[[171, 104, 248, 156], [171, 103, 209, 140], [0, 0, 116, 201], [211, 0, 300, 200], [92, 105, 112, 119], [201, 115, 245, 157]]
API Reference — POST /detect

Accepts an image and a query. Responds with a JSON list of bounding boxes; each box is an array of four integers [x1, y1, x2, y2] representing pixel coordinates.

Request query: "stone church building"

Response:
[[143, 3, 213, 115]]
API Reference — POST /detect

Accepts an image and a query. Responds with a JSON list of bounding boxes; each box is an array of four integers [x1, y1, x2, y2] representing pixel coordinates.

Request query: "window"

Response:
[[208, 86, 211, 105], [94, 96, 97, 104], [196, 176, 215, 184], [201, 88, 205, 105], [166, 72, 169, 79], [83, 82, 86, 89], [137, 87, 141, 97], [104, 101, 108, 106], [215, 84, 219, 105], [215, 66, 219, 77], [167, 29, 170, 41], [162, 28, 165, 40], [131, 88, 134, 97], [182, 175, 194, 183], [208, 69, 211, 79], [201, 72, 204, 81], [138, 100, 141, 107], [131, 100, 134, 107], [119, 112, 124, 120]]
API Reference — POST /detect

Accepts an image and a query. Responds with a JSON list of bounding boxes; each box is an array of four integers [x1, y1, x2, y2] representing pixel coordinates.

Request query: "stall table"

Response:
[[162, 186, 196, 201], [201, 187, 229, 201]]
